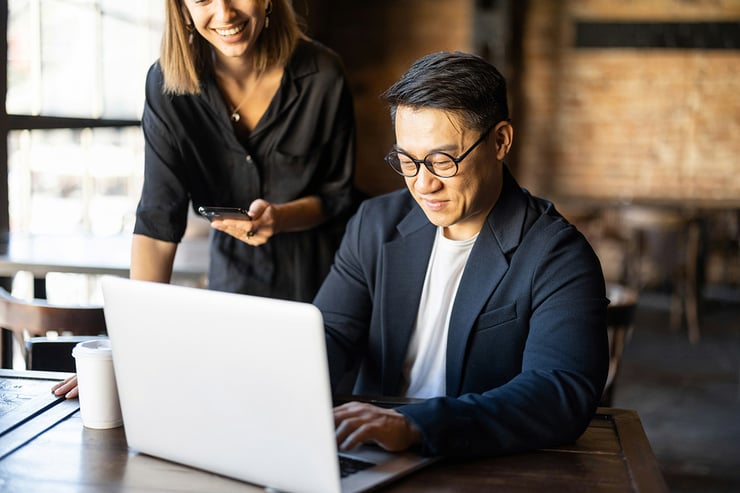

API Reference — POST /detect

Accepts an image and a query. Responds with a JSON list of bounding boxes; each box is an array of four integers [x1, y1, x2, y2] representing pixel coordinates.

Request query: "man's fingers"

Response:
[[336, 418, 367, 451], [334, 402, 410, 451]]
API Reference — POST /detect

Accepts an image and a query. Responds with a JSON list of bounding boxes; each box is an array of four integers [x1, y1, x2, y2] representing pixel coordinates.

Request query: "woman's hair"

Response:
[[160, 0, 306, 95], [381, 51, 510, 133]]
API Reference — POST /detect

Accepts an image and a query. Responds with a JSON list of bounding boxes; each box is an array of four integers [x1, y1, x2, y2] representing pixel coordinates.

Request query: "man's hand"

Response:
[[51, 375, 79, 399], [334, 401, 422, 452]]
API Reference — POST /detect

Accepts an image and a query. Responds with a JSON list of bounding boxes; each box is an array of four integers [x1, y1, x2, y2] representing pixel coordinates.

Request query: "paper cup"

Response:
[[72, 339, 123, 429]]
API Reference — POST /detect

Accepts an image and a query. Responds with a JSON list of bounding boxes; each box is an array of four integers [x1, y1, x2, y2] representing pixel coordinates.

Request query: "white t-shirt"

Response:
[[403, 227, 477, 398]]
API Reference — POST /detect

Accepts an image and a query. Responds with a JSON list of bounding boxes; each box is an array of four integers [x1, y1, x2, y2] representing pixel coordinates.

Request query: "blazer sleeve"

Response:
[[314, 199, 376, 388]]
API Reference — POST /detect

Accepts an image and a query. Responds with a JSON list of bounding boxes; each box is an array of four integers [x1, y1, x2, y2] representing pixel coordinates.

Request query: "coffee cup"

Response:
[[72, 338, 123, 429]]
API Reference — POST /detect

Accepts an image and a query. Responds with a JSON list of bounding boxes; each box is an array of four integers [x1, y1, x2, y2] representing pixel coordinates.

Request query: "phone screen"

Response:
[[197, 206, 251, 221]]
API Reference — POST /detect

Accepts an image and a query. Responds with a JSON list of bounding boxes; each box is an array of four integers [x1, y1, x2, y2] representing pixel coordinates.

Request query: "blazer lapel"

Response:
[[380, 209, 436, 394], [445, 166, 529, 396], [445, 227, 509, 396]]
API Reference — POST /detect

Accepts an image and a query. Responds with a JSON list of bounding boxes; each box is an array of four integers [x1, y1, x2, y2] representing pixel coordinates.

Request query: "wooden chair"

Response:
[[619, 205, 701, 343], [601, 283, 639, 406], [0, 287, 106, 371]]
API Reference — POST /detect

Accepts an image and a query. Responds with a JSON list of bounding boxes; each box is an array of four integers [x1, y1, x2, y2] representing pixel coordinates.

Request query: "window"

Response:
[[4, 0, 164, 236], [1, 0, 164, 303]]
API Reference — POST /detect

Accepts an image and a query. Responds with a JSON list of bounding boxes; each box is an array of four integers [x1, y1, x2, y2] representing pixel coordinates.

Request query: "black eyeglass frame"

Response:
[[384, 125, 495, 178]]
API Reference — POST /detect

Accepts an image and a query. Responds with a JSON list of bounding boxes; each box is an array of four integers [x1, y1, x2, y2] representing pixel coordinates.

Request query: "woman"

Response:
[[53, 0, 356, 398], [132, 0, 357, 300]]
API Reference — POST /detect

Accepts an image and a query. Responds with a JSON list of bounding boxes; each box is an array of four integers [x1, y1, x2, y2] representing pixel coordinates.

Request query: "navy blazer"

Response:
[[314, 167, 609, 457]]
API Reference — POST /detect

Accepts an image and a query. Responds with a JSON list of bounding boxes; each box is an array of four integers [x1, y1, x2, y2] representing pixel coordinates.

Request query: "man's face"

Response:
[[394, 106, 512, 240]]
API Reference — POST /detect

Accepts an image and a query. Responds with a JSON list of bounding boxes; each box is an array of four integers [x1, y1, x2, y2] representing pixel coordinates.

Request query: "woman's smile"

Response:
[[214, 21, 247, 38]]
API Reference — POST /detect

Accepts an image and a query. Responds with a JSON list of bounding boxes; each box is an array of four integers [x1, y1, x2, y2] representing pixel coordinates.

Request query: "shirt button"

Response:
[[245, 154, 253, 164]]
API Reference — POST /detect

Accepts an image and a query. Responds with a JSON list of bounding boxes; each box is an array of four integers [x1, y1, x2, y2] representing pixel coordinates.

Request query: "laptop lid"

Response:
[[101, 276, 435, 493]]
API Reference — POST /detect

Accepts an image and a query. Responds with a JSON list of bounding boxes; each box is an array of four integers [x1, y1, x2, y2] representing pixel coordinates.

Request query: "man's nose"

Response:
[[412, 165, 442, 193]]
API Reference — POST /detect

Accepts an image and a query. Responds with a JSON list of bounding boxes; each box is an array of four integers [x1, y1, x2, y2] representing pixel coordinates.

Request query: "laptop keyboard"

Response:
[[339, 455, 375, 478]]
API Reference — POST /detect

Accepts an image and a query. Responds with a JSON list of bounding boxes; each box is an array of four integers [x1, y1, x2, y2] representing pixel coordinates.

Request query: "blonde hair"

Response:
[[160, 0, 306, 95]]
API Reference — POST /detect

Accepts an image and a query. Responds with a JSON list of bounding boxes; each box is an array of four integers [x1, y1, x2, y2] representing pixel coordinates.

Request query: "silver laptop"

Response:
[[101, 276, 437, 493]]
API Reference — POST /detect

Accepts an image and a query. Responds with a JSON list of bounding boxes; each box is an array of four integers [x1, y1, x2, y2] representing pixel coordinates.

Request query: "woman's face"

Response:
[[182, 0, 268, 61]]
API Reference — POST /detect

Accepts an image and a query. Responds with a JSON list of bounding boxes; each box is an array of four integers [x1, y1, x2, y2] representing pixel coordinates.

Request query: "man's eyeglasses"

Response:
[[384, 126, 494, 178]]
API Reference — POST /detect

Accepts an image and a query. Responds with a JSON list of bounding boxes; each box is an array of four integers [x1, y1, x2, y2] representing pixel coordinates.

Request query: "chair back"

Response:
[[0, 287, 106, 370], [602, 283, 638, 406]]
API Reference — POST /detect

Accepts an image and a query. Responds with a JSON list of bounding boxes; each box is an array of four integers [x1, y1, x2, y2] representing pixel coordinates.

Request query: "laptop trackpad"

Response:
[[340, 444, 438, 493]]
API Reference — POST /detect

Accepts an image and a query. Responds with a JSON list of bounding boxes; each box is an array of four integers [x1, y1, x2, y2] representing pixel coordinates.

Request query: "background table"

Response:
[[0, 234, 209, 368], [0, 233, 209, 289]]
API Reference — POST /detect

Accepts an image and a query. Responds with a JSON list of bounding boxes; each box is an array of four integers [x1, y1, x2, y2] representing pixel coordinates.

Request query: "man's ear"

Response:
[[494, 121, 513, 160]]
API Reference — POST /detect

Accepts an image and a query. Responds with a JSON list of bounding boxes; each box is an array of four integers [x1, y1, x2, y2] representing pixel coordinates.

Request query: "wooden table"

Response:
[[0, 371, 668, 492]]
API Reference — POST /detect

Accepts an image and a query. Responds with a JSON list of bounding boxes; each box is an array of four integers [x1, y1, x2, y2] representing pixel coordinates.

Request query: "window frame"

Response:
[[0, 1, 142, 241]]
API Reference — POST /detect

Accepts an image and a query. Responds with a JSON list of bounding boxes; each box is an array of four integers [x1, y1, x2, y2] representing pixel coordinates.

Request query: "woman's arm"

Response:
[[252, 195, 326, 233], [130, 234, 178, 282]]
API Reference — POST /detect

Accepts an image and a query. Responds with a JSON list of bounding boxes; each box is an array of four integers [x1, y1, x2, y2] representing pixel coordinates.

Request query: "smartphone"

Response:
[[197, 206, 251, 221]]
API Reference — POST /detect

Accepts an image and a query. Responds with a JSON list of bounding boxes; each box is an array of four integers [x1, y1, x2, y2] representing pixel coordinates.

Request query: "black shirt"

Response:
[[135, 39, 357, 301]]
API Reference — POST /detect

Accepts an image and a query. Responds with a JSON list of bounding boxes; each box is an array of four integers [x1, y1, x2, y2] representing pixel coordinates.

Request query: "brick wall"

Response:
[[305, 1, 739, 204], [518, 0, 740, 204], [305, 0, 474, 196]]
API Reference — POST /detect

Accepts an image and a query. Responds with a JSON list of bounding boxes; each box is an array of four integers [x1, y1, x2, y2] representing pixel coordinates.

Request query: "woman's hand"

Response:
[[51, 375, 79, 399], [210, 199, 276, 246], [210, 195, 325, 245]]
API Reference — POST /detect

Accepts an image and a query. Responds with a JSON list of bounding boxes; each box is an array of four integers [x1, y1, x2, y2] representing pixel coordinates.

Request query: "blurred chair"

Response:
[[25, 335, 109, 372], [0, 287, 106, 371], [601, 283, 638, 407], [704, 209, 740, 292], [619, 206, 701, 343]]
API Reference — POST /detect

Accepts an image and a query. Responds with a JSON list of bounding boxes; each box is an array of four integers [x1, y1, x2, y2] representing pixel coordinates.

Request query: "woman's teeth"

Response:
[[216, 23, 245, 36]]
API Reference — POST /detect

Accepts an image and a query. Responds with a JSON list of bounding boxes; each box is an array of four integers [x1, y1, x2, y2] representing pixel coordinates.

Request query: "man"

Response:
[[316, 51, 609, 457]]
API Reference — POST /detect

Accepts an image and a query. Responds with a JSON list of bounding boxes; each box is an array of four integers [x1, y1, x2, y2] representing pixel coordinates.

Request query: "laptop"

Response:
[[101, 276, 438, 493]]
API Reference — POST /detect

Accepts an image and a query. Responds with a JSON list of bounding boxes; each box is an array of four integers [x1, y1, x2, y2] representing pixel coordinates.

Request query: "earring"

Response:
[[264, 1, 272, 29], [185, 23, 194, 45]]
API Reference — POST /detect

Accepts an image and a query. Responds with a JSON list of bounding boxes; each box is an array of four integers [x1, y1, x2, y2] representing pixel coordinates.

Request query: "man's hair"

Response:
[[381, 51, 510, 132], [160, 0, 306, 95]]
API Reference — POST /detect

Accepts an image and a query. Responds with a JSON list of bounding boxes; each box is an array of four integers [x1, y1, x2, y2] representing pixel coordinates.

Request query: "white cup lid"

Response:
[[72, 338, 112, 359]]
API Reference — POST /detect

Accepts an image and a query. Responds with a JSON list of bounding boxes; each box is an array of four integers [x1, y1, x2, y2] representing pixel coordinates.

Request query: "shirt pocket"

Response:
[[274, 131, 324, 167], [272, 141, 324, 175], [266, 144, 323, 201], [474, 302, 518, 333]]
